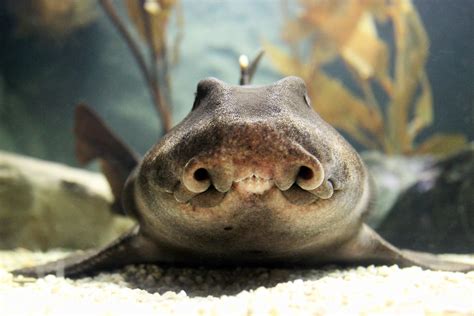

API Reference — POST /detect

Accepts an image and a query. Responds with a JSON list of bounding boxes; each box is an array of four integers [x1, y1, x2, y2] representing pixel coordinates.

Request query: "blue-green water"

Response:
[[0, 0, 472, 163]]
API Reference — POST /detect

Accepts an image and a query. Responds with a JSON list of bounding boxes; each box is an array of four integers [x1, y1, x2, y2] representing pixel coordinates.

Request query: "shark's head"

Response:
[[135, 76, 371, 259]]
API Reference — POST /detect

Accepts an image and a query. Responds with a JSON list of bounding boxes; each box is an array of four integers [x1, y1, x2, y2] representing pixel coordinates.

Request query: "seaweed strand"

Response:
[[139, 0, 159, 92], [99, 0, 172, 132]]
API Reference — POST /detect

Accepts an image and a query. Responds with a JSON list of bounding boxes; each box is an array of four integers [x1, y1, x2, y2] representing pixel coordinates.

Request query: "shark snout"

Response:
[[173, 149, 335, 208]]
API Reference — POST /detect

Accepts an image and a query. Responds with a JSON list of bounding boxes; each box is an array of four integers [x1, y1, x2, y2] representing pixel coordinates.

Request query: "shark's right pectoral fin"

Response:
[[333, 224, 474, 272], [11, 227, 160, 278]]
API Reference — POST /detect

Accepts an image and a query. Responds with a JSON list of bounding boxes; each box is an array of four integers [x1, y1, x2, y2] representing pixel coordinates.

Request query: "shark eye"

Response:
[[304, 93, 311, 108], [192, 91, 200, 110], [192, 100, 199, 110]]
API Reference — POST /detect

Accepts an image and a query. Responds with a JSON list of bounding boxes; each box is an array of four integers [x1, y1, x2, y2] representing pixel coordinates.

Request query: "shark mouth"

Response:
[[234, 174, 274, 194]]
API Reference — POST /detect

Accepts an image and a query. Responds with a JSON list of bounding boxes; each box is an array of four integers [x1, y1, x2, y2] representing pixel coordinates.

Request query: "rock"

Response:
[[362, 152, 433, 227], [376, 145, 474, 253], [0, 150, 133, 250]]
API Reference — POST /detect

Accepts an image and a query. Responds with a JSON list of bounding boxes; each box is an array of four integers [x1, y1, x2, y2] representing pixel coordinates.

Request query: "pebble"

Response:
[[0, 250, 473, 315]]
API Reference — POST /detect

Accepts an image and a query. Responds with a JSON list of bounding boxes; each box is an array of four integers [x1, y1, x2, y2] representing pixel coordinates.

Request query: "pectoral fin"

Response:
[[75, 104, 140, 215], [11, 227, 160, 278], [334, 224, 474, 272]]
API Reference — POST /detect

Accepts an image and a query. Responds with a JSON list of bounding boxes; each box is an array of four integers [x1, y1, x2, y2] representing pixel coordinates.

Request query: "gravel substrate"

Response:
[[1, 249, 473, 315]]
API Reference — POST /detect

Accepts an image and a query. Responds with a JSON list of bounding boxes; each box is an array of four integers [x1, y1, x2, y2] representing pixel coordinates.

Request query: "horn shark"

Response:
[[12, 76, 473, 277]]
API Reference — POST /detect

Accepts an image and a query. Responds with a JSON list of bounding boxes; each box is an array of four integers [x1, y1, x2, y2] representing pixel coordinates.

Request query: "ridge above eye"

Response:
[[192, 77, 226, 110]]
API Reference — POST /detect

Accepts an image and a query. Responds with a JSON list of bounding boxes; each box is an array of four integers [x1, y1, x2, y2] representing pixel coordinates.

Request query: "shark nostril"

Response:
[[194, 168, 210, 181], [274, 165, 300, 191], [296, 160, 324, 191], [182, 159, 212, 193], [298, 166, 314, 180]]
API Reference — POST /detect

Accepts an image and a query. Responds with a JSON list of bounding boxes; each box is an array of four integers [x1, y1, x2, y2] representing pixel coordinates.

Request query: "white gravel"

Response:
[[1, 249, 473, 315]]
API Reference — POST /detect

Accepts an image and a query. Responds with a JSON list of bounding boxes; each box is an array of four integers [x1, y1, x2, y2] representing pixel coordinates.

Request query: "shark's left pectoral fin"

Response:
[[75, 104, 141, 216], [334, 224, 474, 272], [11, 227, 160, 278]]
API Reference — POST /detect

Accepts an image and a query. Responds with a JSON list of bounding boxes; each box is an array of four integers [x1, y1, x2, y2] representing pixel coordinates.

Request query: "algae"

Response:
[[265, 0, 467, 155]]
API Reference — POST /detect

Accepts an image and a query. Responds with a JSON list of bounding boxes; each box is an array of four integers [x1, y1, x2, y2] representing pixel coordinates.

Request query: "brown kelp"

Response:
[[99, 0, 183, 132], [265, 0, 467, 155]]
